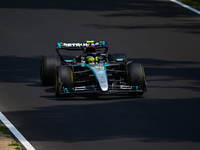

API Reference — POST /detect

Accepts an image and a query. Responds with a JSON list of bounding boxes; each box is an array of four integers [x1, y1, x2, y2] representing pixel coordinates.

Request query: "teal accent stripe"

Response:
[[65, 88, 69, 93], [57, 42, 61, 48], [104, 64, 108, 80], [65, 60, 73, 62], [116, 58, 123, 61], [136, 86, 139, 91]]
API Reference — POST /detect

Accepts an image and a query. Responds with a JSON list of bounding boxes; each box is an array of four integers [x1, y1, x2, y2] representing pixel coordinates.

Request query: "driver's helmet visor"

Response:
[[86, 56, 95, 64]]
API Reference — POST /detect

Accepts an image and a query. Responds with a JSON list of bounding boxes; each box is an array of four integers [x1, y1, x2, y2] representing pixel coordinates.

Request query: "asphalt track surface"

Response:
[[0, 0, 200, 150]]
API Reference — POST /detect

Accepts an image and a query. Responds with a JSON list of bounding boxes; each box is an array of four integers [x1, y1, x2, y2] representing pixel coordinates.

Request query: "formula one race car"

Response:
[[40, 40, 147, 97]]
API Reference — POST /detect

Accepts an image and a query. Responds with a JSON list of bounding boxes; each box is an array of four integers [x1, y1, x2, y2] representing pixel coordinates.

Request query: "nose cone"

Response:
[[94, 68, 108, 92], [100, 82, 108, 91]]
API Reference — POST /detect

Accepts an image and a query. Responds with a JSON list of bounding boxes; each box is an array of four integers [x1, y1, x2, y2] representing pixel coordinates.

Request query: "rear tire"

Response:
[[40, 55, 60, 86], [128, 63, 146, 95], [54, 66, 73, 97]]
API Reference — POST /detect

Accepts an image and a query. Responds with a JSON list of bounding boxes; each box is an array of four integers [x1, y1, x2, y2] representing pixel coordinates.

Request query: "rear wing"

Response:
[[55, 40, 108, 53]]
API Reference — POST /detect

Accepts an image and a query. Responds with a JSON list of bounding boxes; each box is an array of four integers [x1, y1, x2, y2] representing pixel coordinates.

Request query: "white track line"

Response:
[[170, 0, 200, 15], [0, 112, 35, 150]]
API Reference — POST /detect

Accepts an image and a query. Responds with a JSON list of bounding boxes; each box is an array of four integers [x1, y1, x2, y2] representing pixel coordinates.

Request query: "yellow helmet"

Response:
[[86, 56, 95, 64]]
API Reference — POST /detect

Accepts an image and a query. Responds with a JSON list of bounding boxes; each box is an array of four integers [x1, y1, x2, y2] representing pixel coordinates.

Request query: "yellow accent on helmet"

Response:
[[86, 56, 95, 64]]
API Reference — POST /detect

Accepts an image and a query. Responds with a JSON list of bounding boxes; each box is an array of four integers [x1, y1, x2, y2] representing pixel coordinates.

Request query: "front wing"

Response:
[[58, 83, 144, 95]]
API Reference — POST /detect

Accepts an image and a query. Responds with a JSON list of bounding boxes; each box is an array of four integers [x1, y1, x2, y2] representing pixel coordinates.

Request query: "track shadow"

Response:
[[131, 58, 200, 82], [0, 55, 73, 84], [0, 56, 40, 83], [3, 97, 200, 142], [0, 0, 199, 17]]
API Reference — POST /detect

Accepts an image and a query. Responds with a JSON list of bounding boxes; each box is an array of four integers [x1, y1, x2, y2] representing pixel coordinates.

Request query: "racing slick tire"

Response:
[[128, 63, 147, 95], [108, 53, 127, 63], [54, 65, 73, 97], [40, 55, 60, 86]]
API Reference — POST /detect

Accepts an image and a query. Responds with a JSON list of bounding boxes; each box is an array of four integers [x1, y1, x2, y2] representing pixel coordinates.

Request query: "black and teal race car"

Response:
[[40, 40, 147, 97]]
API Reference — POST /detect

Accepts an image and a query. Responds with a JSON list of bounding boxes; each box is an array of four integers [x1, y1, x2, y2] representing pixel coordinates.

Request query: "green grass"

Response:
[[0, 124, 9, 135], [9, 141, 21, 150], [180, 0, 200, 9], [0, 125, 22, 150]]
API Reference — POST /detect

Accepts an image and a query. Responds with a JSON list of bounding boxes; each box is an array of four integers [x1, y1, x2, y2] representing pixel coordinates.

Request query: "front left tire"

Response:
[[54, 65, 73, 97]]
